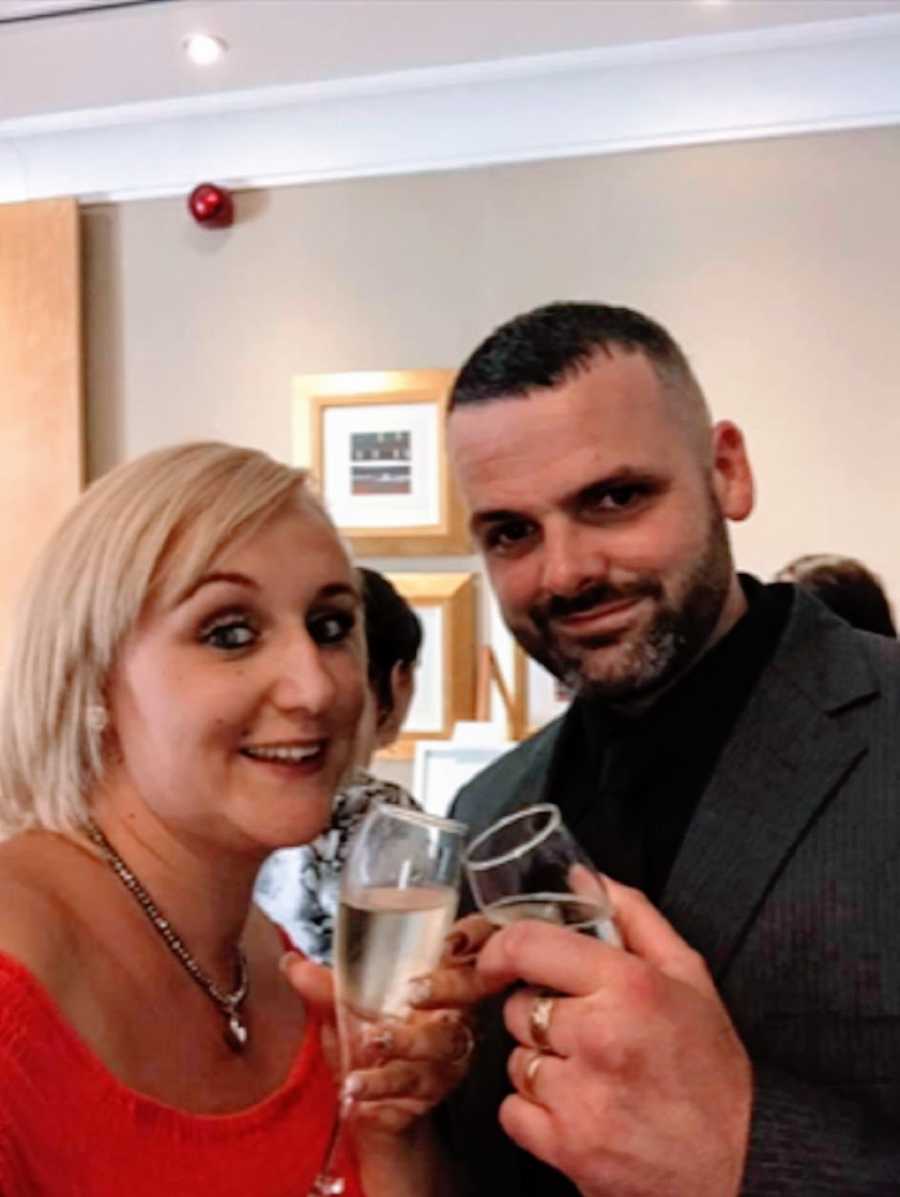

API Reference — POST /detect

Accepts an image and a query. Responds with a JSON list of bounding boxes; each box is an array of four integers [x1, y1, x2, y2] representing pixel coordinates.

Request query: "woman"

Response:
[[0, 443, 469, 1196], [255, 567, 422, 962]]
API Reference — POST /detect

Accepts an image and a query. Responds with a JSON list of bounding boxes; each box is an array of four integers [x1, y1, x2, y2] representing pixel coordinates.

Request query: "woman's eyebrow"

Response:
[[178, 571, 258, 604], [317, 582, 361, 602]]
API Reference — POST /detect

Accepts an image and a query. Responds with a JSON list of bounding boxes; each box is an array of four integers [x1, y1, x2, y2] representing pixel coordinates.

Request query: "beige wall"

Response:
[[83, 125, 900, 624]]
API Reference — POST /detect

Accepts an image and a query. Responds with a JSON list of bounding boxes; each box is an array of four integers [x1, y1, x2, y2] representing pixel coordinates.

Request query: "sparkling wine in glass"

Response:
[[464, 803, 621, 946], [308, 803, 466, 1196]]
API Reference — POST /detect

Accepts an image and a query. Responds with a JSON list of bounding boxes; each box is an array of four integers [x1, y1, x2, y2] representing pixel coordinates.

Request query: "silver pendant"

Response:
[[225, 1012, 248, 1052]]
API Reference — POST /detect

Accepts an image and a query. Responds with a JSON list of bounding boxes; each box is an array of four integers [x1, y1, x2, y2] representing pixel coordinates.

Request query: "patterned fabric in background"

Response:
[[254, 768, 420, 964]]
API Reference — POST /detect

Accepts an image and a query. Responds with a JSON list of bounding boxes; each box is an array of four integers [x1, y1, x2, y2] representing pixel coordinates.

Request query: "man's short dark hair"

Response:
[[776, 554, 897, 638], [360, 568, 423, 712], [448, 302, 706, 425]]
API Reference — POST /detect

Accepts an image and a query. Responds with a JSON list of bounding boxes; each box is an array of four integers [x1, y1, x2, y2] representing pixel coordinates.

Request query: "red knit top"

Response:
[[0, 952, 365, 1196]]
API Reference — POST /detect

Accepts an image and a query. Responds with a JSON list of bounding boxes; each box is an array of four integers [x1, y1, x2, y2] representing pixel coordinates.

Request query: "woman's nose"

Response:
[[268, 635, 338, 715]]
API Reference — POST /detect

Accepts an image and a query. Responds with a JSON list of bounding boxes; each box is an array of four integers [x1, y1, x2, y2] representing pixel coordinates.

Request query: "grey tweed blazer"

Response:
[[451, 589, 900, 1194]]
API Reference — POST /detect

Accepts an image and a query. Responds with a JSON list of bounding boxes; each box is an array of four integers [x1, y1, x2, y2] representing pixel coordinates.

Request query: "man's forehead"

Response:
[[449, 352, 672, 450]]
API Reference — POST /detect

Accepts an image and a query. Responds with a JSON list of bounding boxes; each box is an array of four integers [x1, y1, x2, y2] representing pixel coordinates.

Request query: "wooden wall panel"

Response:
[[0, 198, 83, 638]]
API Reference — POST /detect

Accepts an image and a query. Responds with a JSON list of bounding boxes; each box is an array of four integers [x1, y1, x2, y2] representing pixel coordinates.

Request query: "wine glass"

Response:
[[464, 803, 621, 946], [308, 802, 467, 1196]]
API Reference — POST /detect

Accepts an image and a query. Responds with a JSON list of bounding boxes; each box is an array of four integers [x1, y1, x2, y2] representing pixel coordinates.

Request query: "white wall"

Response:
[[82, 126, 900, 789]]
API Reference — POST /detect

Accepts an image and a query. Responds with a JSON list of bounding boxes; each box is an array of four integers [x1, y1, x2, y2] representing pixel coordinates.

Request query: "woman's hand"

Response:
[[281, 912, 494, 1134]]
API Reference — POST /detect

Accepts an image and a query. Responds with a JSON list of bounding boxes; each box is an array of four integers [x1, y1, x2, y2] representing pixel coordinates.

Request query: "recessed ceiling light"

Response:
[[183, 33, 228, 67]]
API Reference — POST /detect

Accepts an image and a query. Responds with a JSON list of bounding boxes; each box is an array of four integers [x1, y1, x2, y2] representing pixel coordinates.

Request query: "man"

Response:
[[443, 303, 900, 1194]]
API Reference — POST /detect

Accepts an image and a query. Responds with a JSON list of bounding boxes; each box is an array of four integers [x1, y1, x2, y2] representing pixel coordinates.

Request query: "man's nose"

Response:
[[540, 522, 609, 599]]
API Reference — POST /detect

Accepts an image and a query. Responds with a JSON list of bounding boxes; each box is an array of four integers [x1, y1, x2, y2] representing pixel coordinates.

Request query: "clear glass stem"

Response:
[[308, 1095, 350, 1196]]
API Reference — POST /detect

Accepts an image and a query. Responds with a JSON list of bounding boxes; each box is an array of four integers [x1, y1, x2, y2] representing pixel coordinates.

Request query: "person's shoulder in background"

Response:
[[775, 553, 897, 638], [334, 767, 420, 822]]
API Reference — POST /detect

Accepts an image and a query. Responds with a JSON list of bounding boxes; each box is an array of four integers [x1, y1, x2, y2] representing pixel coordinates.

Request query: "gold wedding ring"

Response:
[[450, 1021, 476, 1066], [522, 1050, 545, 1103], [528, 993, 556, 1052]]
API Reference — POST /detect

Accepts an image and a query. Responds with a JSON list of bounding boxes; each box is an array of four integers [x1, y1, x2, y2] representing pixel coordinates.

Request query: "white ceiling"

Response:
[[2, 0, 900, 122], [2, 0, 900, 203]]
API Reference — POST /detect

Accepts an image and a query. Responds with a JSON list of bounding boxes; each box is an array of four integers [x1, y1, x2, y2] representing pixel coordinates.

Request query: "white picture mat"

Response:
[[413, 740, 513, 818], [322, 401, 440, 528], [527, 657, 571, 728], [401, 604, 444, 734], [486, 587, 517, 735]]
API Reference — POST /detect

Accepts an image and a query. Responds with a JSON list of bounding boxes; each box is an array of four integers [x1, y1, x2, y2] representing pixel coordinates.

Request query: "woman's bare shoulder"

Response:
[[0, 833, 84, 989]]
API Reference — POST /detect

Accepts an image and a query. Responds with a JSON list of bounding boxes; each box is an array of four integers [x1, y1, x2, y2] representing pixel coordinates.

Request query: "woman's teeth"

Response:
[[242, 744, 322, 763]]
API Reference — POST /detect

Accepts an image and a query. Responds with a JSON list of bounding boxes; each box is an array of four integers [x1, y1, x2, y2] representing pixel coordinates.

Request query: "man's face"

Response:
[[448, 349, 752, 704]]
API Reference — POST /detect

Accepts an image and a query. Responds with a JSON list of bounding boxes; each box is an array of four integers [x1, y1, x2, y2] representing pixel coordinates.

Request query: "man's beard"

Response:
[[515, 508, 734, 707]]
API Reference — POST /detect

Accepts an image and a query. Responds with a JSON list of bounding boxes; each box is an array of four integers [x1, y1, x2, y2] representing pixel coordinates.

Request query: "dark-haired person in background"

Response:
[[439, 302, 900, 1196], [776, 553, 897, 637], [255, 568, 422, 962]]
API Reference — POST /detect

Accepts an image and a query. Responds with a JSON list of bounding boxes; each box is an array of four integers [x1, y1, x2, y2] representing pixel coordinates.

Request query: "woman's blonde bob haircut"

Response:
[[0, 441, 329, 838]]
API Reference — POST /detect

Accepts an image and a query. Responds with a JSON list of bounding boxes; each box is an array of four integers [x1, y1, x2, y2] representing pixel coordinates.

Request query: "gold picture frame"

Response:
[[294, 369, 469, 556], [376, 572, 476, 760]]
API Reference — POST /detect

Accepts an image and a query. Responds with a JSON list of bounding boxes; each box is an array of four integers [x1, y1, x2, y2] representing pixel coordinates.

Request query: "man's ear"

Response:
[[374, 662, 416, 751], [710, 420, 754, 523]]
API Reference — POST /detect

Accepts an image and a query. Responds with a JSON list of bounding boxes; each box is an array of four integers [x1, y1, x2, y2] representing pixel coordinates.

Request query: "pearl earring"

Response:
[[86, 705, 109, 734]]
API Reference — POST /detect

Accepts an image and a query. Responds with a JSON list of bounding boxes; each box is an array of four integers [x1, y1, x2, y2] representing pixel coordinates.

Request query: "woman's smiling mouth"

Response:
[[240, 741, 326, 765]]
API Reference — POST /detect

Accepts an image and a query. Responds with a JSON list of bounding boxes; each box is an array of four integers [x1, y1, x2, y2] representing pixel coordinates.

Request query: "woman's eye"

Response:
[[309, 610, 355, 646], [201, 619, 256, 651]]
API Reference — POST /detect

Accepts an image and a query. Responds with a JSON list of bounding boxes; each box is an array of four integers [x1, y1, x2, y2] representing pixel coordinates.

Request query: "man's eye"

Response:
[[593, 486, 645, 512], [201, 619, 256, 651], [483, 520, 535, 552], [309, 611, 355, 646]]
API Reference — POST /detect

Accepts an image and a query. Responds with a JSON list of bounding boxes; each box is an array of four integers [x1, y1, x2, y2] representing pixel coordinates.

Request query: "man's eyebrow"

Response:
[[469, 469, 660, 534], [470, 509, 525, 535], [575, 469, 659, 500]]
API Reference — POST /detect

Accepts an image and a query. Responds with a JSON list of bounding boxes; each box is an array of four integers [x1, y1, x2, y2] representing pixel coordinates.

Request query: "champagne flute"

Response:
[[464, 803, 621, 945], [308, 802, 467, 1196]]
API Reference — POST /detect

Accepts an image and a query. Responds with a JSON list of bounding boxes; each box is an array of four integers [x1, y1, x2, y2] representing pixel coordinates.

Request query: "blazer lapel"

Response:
[[661, 594, 875, 983]]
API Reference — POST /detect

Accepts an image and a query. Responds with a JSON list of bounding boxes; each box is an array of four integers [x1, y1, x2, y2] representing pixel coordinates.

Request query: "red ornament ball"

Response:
[[187, 183, 234, 228]]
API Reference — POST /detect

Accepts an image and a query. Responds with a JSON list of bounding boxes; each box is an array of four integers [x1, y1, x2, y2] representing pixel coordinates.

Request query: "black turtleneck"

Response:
[[546, 575, 793, 904]]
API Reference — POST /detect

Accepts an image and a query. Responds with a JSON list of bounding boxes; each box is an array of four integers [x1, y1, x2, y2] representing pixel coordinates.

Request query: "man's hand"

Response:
[[476, 876, 752, 1197]]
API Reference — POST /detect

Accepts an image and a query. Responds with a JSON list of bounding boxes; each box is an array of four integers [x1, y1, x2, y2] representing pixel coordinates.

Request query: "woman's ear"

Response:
[[374, 662, 416, 751]]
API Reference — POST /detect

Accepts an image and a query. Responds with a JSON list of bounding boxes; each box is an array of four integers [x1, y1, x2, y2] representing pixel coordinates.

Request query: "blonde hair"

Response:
[[0, 442, 325, 838]]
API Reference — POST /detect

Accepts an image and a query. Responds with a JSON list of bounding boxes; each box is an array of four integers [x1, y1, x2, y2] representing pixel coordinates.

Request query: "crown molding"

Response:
[[2, 13, 899, 204]]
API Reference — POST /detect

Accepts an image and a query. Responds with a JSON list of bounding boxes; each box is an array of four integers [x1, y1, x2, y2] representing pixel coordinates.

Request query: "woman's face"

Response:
[[103, 499, 365, 854]]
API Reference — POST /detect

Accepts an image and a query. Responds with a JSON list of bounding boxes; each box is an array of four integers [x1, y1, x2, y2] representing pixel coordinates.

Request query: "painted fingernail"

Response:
[[407, 977, 431, 1005], [342, 1073, 364, 1099], [365, 1028, 394, 1054], [443, 931, 471, 957]]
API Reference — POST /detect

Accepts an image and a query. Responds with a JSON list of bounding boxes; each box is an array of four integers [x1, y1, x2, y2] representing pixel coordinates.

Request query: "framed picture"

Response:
[[377, 572, 476, 760], [413, 739, 514, 818], [515, 649, 573, 736], [483, 587, 525, 739], [294, 369, 469, 555]]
